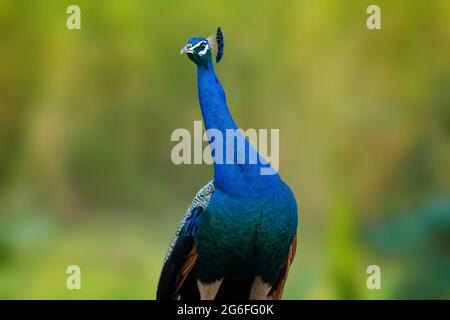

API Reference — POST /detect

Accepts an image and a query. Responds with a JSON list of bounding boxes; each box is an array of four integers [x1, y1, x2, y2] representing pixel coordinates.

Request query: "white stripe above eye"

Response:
[[190, 40, 207, 50], [189, 41, 209, 56]]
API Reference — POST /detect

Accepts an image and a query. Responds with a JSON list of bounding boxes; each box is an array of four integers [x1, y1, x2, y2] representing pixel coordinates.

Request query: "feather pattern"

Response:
[[163, 181, 215, 264], [157, 181, 215, 300], [207, 27, 224, 63]]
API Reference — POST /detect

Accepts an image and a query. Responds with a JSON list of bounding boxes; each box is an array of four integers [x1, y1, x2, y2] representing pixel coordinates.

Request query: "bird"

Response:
[[157, 27, 298, 300]]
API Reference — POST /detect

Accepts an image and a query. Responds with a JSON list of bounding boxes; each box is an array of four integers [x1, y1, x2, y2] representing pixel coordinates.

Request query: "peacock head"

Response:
[[180, 27, 224, 66]]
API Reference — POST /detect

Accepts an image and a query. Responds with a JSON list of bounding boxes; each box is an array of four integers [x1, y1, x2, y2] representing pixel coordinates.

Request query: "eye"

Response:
[[195, 41, 209, 56]]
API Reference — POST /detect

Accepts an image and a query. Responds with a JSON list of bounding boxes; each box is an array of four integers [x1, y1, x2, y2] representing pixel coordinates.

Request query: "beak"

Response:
[[180, 45, 193, 55]]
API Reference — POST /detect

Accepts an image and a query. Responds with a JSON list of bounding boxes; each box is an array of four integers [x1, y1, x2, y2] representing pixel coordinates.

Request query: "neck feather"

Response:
[[196, 62, 277, 194]]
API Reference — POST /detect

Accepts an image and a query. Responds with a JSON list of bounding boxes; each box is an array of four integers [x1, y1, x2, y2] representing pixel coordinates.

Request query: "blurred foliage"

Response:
[[0, 0, 449, 299]]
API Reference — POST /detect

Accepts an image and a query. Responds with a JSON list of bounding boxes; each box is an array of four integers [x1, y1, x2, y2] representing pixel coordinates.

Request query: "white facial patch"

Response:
[[198, 43, 209, 56], [190, 41, 209, 56]]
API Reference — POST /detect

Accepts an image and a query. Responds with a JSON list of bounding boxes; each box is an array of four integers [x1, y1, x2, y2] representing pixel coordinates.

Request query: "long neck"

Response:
[[196, 61, 276, 194], [197, 61, 237, 135]]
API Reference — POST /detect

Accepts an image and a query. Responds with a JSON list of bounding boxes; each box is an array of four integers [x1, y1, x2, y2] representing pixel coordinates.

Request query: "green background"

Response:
[[0, 0, 449, 299]]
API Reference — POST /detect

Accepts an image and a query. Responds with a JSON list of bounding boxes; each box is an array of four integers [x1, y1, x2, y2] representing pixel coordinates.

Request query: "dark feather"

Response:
[[156, 207, 202, 300], [215, 274, 253, 300], [215, 27, 224, 63], [269, 236, 297, 299], [157, 182, 215, 300]]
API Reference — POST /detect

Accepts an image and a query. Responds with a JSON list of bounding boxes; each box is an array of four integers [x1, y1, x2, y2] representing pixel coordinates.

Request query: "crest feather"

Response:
[[207, 27, 224, 63]]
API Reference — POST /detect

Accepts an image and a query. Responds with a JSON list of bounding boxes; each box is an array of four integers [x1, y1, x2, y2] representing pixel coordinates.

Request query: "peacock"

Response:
[[157, 27, 298, 300]]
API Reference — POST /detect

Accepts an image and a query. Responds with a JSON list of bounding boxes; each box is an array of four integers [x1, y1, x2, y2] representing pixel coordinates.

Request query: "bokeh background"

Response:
[[0, 0, 449, 299]]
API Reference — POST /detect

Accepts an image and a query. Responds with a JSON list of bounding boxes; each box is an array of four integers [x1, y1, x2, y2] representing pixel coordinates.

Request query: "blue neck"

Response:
[[196, 60, 277, 195], [197, 61, 237, 134]]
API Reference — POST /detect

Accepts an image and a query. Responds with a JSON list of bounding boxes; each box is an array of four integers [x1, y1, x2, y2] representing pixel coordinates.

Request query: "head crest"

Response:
[[207, 27, 224, 63]]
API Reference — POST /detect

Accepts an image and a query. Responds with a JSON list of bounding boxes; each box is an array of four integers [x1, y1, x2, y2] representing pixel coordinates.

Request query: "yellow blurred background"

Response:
[[0, 0, 449, 299]]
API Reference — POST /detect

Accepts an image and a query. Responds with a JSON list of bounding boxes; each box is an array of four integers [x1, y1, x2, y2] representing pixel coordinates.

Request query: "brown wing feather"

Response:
[[269, 236, 297, 300], [172, 245, 198, 299]]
